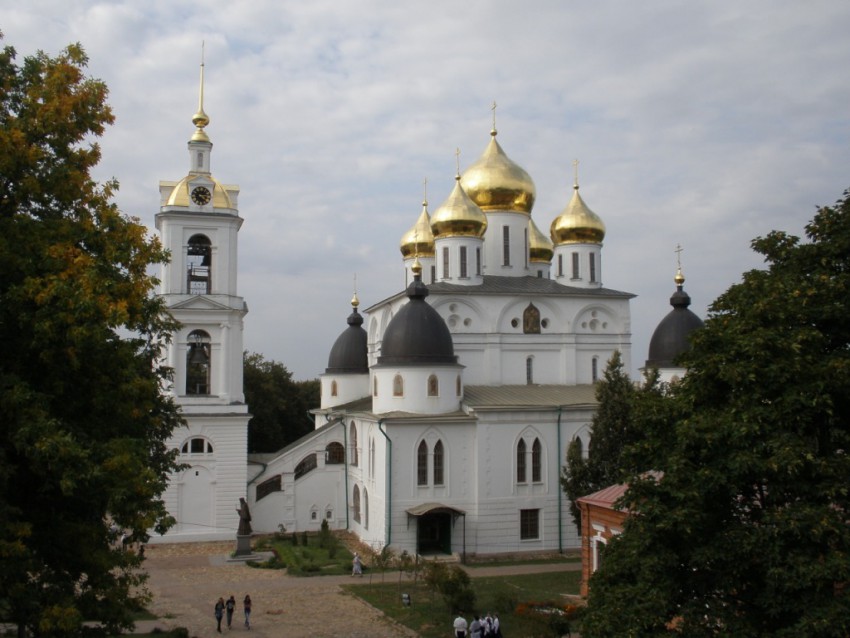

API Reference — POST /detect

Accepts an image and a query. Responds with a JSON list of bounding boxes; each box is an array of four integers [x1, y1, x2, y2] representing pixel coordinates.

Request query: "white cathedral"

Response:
[[152, 70, 702, 557]]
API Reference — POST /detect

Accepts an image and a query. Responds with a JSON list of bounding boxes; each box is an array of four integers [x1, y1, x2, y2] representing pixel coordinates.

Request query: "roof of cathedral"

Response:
[[645, 268, 704, 369], [528, 217, 554, 263], [399, 200, 435, 258], [376, 271, 458, 366], [463, 384, 597, 408], [365, 275, 634, 313], [325, 294, 368, 374]]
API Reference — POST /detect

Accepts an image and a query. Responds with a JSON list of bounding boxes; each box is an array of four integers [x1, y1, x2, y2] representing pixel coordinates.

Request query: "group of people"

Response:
[[453, 612, 502, 637], [214, 594, 252, 632]]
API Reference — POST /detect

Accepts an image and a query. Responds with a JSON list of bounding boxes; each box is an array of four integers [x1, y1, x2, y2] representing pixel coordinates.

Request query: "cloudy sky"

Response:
[[5, 1, 850, 380]]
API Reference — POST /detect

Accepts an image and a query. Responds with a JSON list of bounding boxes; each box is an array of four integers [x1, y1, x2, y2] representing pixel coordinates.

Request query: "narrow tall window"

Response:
[[502, 226, 511, 266], [532, 438, 542, 482], [350, 422, 359, 466], [186, 330, 211, 395], [592, 357, 599, 383], [427, 374, 439, 397], [442, 246, 450, 279], [524, 228, 528, 268], [520, 509, 540, 539], [370, 439, 375, 478], [417, 441, 428, 486], [589, 253, 597, 283], [433, 440, 444, 485], [460, 246, 468, 278], [558, 254, 563, 277], [353, 485, 361, 523], [517, 439, 527, 483], [187, 234, 212, 294], [196, 151, 203, 169], [363, 488, 369, 530], [431, 264, 436, 283], [373, 376, 378, 396], [393, 374, 404, 397], [330, 380, 338, 397], [571, 252, 580, 279], [456, 375, 462, 396], [526, 357, 533, 385], [476, 247, 481, 276]]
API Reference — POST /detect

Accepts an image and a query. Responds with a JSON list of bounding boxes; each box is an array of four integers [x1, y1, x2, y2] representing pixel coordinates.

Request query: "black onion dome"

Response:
[[326, 307, 368, 373], [646, 285, 704, 368], [378, 276, 457, 366]]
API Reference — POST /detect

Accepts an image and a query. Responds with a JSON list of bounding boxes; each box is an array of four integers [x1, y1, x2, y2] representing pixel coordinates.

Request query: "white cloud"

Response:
[[4, 0, 850, 378]]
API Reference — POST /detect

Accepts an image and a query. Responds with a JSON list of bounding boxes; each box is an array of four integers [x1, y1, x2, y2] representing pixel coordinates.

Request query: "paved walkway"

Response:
[[136, 542, 581, 638]]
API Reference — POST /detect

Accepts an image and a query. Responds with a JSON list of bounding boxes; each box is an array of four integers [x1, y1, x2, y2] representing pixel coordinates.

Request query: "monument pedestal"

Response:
[[235, 534, 252, 557]]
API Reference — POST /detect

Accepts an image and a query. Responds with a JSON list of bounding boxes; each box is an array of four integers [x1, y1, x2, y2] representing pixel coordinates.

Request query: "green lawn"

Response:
[[345, 570, 582, 638]]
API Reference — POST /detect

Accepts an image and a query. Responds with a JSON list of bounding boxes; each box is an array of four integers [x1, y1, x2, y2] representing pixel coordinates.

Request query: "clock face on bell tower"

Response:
[[191, 186, 212, 206]]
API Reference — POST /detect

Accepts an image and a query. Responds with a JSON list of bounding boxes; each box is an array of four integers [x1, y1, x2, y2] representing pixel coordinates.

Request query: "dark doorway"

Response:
[[418, 512, 452, 554]]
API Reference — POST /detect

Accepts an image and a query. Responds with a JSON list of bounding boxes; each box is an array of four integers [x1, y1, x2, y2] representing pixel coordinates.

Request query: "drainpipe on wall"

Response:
[[377, 419, 391, 546], [556, 405, 564, 554]]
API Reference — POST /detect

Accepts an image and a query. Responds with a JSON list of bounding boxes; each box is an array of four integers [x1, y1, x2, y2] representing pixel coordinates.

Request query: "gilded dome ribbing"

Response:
[[461, 130, 536, 214], [430, 176, 488, 239], [550, 184, 606, 245], [528, 218, 554, 263], [400, 201, 436, 258]]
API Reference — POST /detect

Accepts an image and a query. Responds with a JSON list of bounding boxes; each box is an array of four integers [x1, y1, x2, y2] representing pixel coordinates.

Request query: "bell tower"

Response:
[[153, 51, 250, 541]]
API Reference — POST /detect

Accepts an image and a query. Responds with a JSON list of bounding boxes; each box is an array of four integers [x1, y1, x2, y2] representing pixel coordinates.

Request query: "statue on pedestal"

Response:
[[237, 497, 252, 536]]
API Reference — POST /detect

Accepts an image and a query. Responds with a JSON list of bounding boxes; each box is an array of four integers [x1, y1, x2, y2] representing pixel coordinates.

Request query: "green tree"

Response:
[[561, 351, 666, 529], [582, 188, 850, 637], [243, 351, 318, 453], [0, 38, 181, 637]]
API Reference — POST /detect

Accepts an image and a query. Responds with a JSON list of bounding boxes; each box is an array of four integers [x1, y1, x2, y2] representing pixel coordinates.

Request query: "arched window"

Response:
[[373, 375, 378, 397], [433, 440, 444, 485], [186, 330, 211, 395], [517, 439, 527, 483], [294, 454, 317, 480], [393, 374, 404, 397], [187, 234, 211, 294], [180, 437, 214, 455], [592, 357, 599, 383], [256, 475, 281, 501], [364, 488, 369, 530], [532, 438, 542, 482], [456, 375, 462, 396], [326, 442, 344, 464], [352, 485, 361, 524], [369, 438, 375, 478], [331, 380, 338, 397], [417, 441, 428, 486], [526, 356, 534, 385], [427, 374, 439, 397], [350, 422, 359, 466]]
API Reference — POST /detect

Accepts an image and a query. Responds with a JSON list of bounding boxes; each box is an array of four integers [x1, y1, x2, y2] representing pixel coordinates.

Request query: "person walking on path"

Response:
[[243, 594, 252, 629], [225, 595, 236, 629], [352, 552, 363, 576], [214, 597, 225, 633], [453, 614, 468, 637]]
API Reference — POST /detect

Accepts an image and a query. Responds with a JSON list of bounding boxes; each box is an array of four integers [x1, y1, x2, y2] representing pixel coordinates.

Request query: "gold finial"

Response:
[[572, 159, 580, 190], [192, 42, 210, 131], [351, 274, 359, 308], [412, 256, 422, 275], [674, 244, 685, 286], [490, 100, 498, 136], [455, 148, 461, 180], [423, 177, 428, 207]]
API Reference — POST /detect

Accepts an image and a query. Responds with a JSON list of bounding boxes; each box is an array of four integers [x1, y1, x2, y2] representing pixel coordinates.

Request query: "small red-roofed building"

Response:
[[576, 483, 629, 597]]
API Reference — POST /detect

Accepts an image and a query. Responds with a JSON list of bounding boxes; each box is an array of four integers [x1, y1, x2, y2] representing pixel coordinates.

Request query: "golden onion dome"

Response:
[[528, 218, 554, 263], [430, 175, 488, 239], [165, 175, 233, 208], [460, 129, 536, 214], [400, 200, 435, 258], [550, 182, 606, 245]]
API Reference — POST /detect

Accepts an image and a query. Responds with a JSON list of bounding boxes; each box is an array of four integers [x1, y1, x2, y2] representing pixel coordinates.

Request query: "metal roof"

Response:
[[463, 384, 598, 409]]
